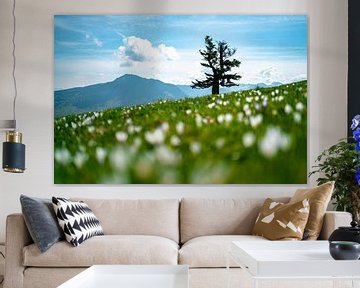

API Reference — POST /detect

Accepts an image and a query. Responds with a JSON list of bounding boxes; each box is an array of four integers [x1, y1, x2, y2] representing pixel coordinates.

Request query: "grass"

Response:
[[54, 80, 307, 184]]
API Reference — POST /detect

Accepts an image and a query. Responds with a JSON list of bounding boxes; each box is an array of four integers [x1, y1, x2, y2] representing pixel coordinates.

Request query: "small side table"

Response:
[[227, 240, 360, 288]]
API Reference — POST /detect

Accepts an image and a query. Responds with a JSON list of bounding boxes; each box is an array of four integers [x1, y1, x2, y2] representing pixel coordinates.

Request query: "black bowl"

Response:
[[329, 241, 360, 260]]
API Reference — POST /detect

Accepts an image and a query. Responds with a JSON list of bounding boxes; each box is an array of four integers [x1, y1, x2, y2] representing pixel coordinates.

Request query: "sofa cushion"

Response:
[[52, 197, 104, 247], [72, 198, 179, 243], [179, 235, 267, 268], [20, 195, 64, 253], [23, 235, 178, 267], [180, 198, 289, 243], [290, 181, 334, 240], [252, 198, 310, 240]]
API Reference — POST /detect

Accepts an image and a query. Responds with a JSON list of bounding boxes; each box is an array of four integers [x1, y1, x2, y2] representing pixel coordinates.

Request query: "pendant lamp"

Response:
[[1, 0, 26, 173]]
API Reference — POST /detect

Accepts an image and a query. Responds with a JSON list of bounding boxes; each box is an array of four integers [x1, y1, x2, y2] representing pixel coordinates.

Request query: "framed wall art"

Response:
[[54, 15, 307, 184]]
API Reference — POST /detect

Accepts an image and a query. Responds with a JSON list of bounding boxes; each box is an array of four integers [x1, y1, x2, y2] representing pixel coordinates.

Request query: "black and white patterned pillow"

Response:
[[52, 197, 104, 247]]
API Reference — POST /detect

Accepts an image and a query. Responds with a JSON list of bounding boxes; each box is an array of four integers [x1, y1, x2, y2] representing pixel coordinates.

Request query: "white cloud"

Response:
[[117, 48, 203, 85], [93, 37, 103, 47], [234, 47, 307, 84], [111, 36, 202, 85], [238, 60, 307, 85], [85, 34, 103, 47], [258, 66, 284, 83], [158, 44, 179, 61], [116, 36, 180, 66]]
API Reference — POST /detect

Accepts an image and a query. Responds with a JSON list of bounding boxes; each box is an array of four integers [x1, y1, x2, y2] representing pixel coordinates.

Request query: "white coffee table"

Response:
[[58, 265, 189, 288], [228, 241, 360, 288]]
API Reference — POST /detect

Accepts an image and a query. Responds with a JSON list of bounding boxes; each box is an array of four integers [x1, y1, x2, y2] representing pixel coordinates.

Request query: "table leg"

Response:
[[352, 279, 360, 288], [252, 278, 258, 288], [226, 251, 230, 288]]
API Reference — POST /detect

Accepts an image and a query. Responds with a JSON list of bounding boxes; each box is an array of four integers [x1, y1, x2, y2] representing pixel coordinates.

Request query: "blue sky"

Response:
[[54, 15, 307, 90]]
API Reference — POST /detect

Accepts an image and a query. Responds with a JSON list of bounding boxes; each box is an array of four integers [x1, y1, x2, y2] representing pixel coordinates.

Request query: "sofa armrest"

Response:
[[318, 211, 352, 240], [4, 213, 33, 288]]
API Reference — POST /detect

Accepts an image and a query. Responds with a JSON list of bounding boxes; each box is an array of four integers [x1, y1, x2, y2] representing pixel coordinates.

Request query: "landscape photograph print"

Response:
[[54, 15, 308, 184]]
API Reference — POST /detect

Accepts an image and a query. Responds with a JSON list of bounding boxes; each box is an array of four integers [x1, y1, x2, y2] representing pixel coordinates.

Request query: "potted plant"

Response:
[[310, 115, 360, 222]]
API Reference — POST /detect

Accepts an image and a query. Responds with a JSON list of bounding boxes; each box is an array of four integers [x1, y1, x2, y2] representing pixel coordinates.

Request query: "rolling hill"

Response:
[[54, 74, 186, 117], [54, 74, 283, 118]]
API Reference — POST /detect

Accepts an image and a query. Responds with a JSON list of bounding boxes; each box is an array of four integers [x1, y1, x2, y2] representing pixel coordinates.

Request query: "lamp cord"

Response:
[[11, 0, 18, 127], [0, 251, 4, 284]]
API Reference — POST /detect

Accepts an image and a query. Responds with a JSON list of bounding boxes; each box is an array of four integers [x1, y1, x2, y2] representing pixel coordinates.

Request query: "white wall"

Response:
[[0, 0, 348, 242]]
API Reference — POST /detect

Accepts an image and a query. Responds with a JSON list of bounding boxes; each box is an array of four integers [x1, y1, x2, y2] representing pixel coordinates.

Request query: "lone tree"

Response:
[[191, 35, 241, 95]]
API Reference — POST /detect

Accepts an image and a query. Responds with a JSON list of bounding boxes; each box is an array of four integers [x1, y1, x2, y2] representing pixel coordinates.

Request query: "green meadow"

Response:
[[54, 81, 307, 184]]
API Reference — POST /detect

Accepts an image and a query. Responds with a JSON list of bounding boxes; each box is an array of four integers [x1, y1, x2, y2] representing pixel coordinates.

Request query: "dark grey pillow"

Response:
[[20, 195, 64, 253]]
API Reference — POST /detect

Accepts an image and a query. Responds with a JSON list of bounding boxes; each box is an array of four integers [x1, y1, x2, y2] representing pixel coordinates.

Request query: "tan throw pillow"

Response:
[[289, 181, 334, 240], [252, 198, 310, 240]]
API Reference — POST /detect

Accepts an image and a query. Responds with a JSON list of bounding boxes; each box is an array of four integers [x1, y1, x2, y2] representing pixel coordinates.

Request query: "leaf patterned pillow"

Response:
[[252, 198, 310, 240]]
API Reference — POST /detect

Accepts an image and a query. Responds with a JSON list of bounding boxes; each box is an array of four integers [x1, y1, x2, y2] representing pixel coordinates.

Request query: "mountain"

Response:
[[54, 74, 284, 118], [54, 74, 186, 117]]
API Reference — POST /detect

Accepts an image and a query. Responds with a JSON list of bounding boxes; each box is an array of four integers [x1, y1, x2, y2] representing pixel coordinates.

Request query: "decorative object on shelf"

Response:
[[310, 114, 360, 222], [329, 241, 360, 260], [0, 0, 25, 173], [54, 15, 308, 184], [329, 220, 360, 244]]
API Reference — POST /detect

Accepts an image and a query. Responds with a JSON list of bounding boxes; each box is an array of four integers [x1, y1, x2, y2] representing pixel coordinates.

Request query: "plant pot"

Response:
[[329, 241, 360, 260], [329, 221, 360, 244]]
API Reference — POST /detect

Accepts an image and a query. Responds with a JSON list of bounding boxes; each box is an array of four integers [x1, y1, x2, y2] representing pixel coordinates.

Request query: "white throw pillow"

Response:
[[52, 197, 103, 247]]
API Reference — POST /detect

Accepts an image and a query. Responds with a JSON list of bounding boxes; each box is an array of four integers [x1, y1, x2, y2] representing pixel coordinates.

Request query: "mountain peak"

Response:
[[55, 74, 186, 117], [117, 74, 143, 81]]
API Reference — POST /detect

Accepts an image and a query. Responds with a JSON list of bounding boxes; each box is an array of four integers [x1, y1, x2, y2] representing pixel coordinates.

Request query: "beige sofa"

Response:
[[4, 198, 352, 288]]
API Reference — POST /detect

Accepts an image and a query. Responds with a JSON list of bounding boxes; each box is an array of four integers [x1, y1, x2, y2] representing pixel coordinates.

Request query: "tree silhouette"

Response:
[[191, 36, 241, 95]]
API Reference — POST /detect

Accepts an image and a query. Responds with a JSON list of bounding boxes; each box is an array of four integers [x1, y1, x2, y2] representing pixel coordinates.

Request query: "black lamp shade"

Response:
[[3, 141, 25, 173]]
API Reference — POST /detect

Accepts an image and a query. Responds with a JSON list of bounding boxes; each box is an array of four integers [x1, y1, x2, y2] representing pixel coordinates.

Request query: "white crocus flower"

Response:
[[190, 142, 201, 154], [96, 147, 107, 164], [160, 122, 169, 132], [155, 146, 178, 165], [296, 102, 304, 111], [259, 127, 290, 158], [170, 135, 181, 146], [215, 138, 225, 149], [224, 113, 233, 123], [82, 117, 92, 126], [195, 114, 203, 127], [74, 152, 87, 168], [145, 129, 165, 144], [250, 114, 263, 128], [110, 147, 128, 170], [115, 131, 128, 143], [217, 114, 225, 123], [242, 132, 256, 148], [284, 104, 293, 114], [87, 126, 95, 133], [55, 148, 71, 165], [207, 103, 216, 109], [176, 122, 185, 135], [293, 112, 302, 123]]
